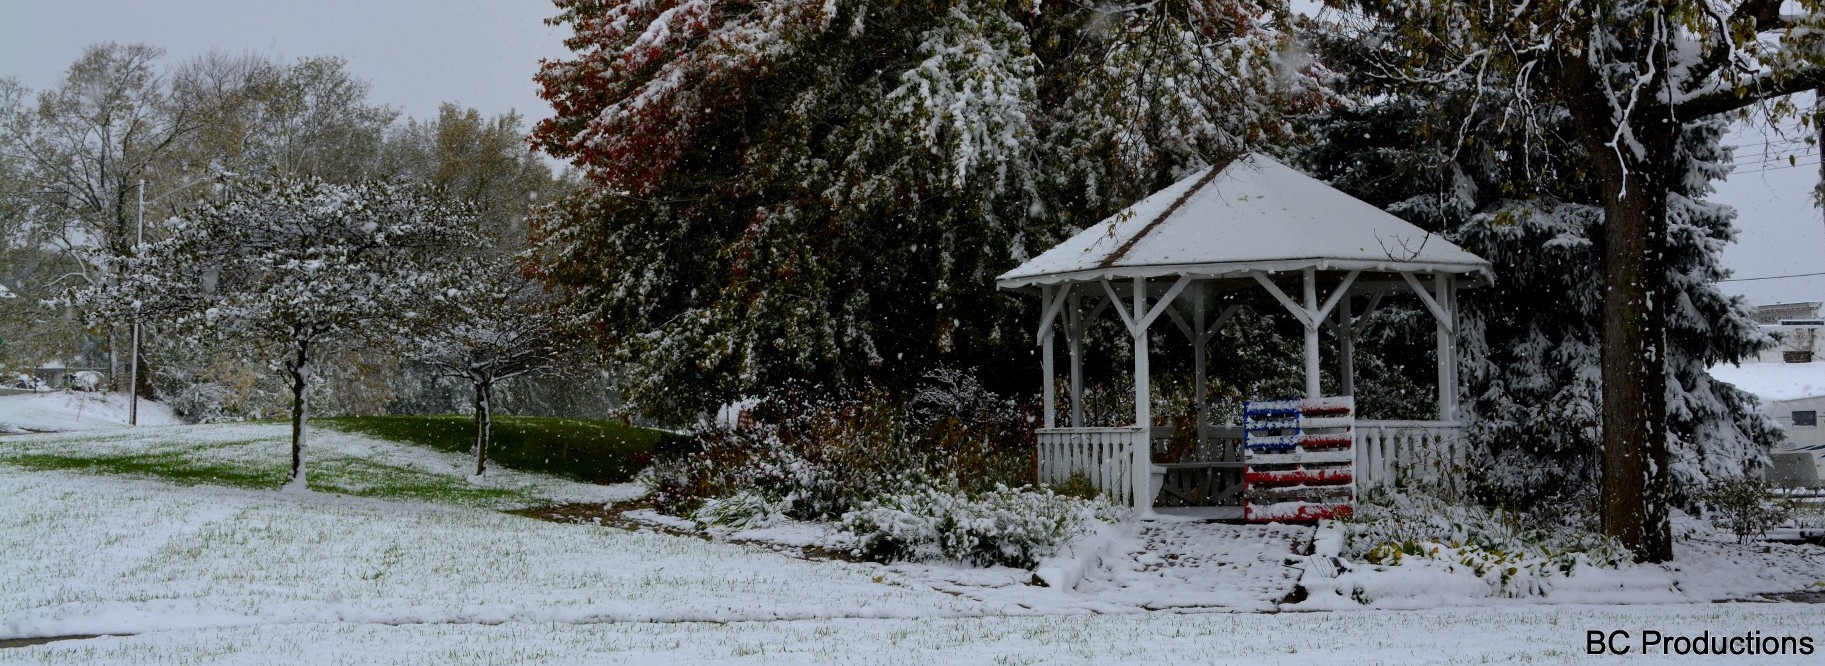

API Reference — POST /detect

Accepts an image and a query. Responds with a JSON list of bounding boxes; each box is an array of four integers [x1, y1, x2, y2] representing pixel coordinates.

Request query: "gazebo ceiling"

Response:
[[996, 152, 1493, 290]]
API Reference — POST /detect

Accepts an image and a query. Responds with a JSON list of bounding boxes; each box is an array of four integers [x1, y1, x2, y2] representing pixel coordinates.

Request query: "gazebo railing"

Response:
[[1036, 427, 1145, 505], [1356, 420, 1468, 494], [1038, 420, 1467, 507]]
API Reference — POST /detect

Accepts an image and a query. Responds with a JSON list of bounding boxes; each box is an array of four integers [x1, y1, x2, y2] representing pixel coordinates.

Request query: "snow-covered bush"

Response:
[[1346, 489, 1627, 563], [843, 484, 1118, 569], [690, 492, 787, 531], [1700, 476, 1793, 544], [1338, 489, 1632, 599], [650, 372, 1034, 520]]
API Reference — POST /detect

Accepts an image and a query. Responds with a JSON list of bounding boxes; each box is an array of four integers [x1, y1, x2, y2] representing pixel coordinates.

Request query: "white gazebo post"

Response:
[[1253, 269, 1359, 401], [1401, 272, 1460, 421], [1337, 286, 1356, 397], [1435, 274, 1458, 420], [1130, 277, 1151, 510], [1190, 282, 1208, 437], [1066, 290, 1085, 427], [1301, 268, 1321, 399], [1041, 285, 1056, 429], [1036, 284, 1071, 429]]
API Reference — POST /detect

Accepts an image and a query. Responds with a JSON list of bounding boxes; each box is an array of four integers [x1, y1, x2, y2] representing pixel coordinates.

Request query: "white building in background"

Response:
[[1746, 301, 1823, 325], [1712, 301, 1825, 486]]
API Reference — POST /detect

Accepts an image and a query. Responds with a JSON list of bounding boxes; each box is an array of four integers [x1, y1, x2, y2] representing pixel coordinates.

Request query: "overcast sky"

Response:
[[4, 0, 1823, 308]]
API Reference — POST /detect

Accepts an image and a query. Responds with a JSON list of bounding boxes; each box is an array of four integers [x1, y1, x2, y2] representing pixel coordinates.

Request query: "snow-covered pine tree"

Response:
[[1310, 1, 1824, 561], [1300, 36, 1779, 519], [529, 0, 1327, 421], [68, 178, 478, 489]]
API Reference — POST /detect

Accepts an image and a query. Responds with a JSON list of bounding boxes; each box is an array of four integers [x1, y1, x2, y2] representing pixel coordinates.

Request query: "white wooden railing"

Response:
[[1355, 420, 1466, 493], [1039, 420, 1466, 507], [1036, 427, 1145, 506]]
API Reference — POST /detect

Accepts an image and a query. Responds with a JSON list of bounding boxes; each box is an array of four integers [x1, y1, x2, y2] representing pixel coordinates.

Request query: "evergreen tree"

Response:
[[530, 0, 1326, 421], [1300, 32, 1779, 520]]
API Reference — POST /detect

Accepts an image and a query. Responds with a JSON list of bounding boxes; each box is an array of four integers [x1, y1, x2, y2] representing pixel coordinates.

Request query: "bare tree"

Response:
[[408, 259, 581, 476], [68, 177, 477, 489]]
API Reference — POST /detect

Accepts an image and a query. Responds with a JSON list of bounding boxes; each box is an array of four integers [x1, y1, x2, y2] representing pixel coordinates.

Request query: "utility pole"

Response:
[[130, 179, 143, 426]]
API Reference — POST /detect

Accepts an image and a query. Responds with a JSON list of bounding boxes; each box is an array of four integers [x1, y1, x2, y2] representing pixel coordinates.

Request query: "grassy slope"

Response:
[[320, 414, 674, 484]]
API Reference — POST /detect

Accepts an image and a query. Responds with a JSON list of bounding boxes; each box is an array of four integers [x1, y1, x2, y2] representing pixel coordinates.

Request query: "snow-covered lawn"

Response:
[[8, 604, 1824, 664], [0, 423, 636, 509], [3, 423, 1822, 663], [0, 392, 181, 435], [0, 466, 988, 640]]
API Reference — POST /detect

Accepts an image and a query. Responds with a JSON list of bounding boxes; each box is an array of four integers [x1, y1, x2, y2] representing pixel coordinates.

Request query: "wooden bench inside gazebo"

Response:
[[997, 153, 1493, 517]]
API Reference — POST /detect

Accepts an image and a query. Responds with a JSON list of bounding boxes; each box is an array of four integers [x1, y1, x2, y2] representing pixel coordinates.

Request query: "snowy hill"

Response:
[[0, 391, 182, 434]]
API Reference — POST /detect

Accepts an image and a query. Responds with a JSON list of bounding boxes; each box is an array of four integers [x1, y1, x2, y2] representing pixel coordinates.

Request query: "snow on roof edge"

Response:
[[997, 258, 1495, 290]]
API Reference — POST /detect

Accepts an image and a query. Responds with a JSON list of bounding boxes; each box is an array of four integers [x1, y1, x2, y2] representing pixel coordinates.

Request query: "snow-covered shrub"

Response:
[[1346, 489, 1627, 575], [691, 492, 787, 530], [650, 372, 1035, 520], [1347, 489, 1627, 562], [1339, 489, 1632, 599], [842, 484, 1118, 569], [1700, 476, 1793, 544]]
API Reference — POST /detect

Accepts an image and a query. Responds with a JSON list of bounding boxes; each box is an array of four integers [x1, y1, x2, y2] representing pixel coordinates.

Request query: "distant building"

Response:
[[1752, 324, 1823, 364], [1747, 301, 1822, 325], [1710, 359, 1825, 486]]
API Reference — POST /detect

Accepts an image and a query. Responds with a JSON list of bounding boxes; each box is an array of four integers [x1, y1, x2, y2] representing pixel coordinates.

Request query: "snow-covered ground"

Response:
[[0, 392, 182, 434], [8, 604, 1824, 664], [0, 423, 640, 508], [1710, 360, 1825, 404], [3, 424, 1822, 663]]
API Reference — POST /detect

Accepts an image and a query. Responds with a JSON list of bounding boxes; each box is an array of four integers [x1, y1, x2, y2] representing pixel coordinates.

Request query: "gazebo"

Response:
[[997, 153, 1492, 514]]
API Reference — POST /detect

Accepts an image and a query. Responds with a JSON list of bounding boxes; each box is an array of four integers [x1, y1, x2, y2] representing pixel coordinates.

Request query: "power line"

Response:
[[1731, 160, 1821, 175], [1720, 271, 1825, 282]]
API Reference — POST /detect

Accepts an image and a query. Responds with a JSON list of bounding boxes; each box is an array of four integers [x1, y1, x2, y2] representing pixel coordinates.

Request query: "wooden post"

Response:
[[1302, 268, 1321, 399], [1067, 290, 1084, 428], [1042, 286, 1057, 429], [1434, 274, 1458, 421], [1338, 287, 1355, 397], [1131, 276, 1152, 512], [1192, 282, 1208, 437]]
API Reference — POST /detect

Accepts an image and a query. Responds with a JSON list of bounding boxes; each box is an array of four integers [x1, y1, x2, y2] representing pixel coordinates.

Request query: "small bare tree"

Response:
[[408, 259, 580, 476], [68, 177, 476, 489]]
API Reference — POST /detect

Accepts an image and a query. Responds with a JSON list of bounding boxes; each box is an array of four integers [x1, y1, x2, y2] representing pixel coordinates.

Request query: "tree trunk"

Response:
[[1595, 166, 1674, 562], [287, 340, 311, 490], [1565, 59, 1676, 563], [473, 378, 493, 477]]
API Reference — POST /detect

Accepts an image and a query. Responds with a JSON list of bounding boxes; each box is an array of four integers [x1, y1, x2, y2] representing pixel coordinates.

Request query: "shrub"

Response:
[[1051, 471, 1100, 501], [1346, 489, 1629, 567], [649, 371, 1036, 520], [843, 484, 1116, 569], [1701, 475, 1793, 544], [1342, 489, 1631, 599]]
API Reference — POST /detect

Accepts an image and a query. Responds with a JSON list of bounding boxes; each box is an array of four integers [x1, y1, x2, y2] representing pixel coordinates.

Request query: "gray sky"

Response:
[[4, 0, 1823, 307], [0, 0, 565, 123]]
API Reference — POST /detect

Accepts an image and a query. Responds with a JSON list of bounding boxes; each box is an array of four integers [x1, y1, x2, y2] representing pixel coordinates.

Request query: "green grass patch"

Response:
[[3, 447, 537, 507], [6, 450, 284, 489], [320, 414, 674, 484]]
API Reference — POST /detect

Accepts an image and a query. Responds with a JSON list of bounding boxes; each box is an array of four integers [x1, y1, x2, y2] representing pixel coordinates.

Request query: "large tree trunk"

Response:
[[286, 340, 312, 491], [1594, 163, 1674, 562], [472, 378, 493, 477], [1566, 60, 1676, 563]]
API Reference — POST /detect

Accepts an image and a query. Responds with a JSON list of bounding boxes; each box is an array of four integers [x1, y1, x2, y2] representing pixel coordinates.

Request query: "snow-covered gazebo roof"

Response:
[[997, 153, 1491, 289]]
